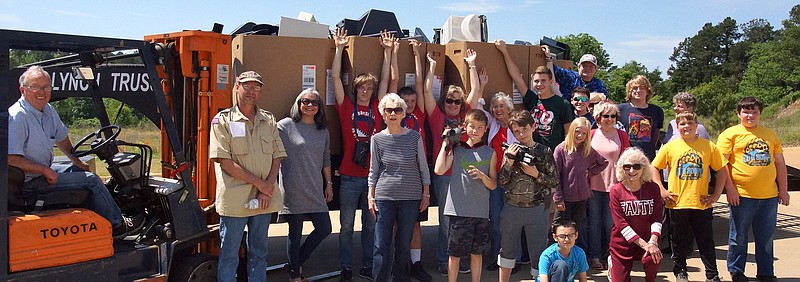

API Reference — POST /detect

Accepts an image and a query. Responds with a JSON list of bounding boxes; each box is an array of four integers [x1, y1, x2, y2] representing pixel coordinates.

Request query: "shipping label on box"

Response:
[[302, 65, 316, 90]]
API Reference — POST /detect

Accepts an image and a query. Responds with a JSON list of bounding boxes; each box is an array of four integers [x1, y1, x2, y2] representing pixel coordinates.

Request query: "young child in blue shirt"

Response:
[[538, 220, 589, 282]]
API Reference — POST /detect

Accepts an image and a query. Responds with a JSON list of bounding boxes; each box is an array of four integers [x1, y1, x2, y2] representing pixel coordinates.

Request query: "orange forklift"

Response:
[[1, 27, 233, 281]]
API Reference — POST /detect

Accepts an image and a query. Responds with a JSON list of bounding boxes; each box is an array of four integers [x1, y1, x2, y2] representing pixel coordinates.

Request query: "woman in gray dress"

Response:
[[278, 89, 334, 282]]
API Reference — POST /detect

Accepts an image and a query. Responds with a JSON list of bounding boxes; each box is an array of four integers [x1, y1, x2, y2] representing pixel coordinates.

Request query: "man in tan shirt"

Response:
[[210, 71, 287, 282]]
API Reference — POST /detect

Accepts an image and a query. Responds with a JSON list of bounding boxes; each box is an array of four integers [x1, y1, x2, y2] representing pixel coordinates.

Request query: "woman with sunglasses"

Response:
[[424, 49, 481, 275], [586, 102, 630, 270], [608, 147, 664, 282], [367, 93, 431, 282], [277, 89, 334, 281]]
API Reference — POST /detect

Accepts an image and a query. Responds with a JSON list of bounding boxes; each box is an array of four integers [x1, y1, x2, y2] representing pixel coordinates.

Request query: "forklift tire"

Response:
[[170, 253, 218, 282]]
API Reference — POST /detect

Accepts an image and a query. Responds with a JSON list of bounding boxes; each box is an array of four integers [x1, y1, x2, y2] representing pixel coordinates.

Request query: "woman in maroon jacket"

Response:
[[608, 147, 664, 282]]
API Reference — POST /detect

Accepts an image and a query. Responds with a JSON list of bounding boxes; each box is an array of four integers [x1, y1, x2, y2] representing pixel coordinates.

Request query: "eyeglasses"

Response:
[[572, 96, 589, 103], [240, 84, 262, 92], [589, 102, 599, 108], [384, 107, 404, 114], [622, 164, 643, 171], [556, 233, 578, 240], [601, 114, 618, 119], [24, 85, 53, 92], [299, 98, 320, 107], [445, 98, 462, 105]]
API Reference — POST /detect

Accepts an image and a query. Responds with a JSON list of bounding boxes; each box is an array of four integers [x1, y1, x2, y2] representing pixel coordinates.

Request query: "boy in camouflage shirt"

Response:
[[497, 110, 559, 282]]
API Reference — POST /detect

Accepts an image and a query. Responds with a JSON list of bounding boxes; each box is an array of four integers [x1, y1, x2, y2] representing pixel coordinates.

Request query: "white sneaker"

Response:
[[530, 268, 538, 278]]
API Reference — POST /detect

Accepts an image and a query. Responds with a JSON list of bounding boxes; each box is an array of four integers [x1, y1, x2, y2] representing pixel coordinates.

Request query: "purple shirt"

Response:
[[553, 142, 608, 202]]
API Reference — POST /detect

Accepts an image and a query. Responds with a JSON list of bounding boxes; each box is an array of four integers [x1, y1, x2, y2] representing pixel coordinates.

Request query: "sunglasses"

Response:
[[299, 98, 320, 107], [622, 164, 643, 171], [572, 96, 589, 102], [384, 107, 404, 114], [601, 114, 618, 119], [445, 98, 463, 105]]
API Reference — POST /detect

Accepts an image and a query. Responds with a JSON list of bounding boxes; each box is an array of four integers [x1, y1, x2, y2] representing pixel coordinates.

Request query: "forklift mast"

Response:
[[143, 31, 233, 209]]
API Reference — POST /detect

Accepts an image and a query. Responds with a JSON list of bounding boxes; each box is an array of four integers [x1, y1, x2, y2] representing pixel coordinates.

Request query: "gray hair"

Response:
[[289, 88, 327, 130], [672, 92, 697, 110], [379, 93, 407, 116], [491, 92, 514, 112], [19, 65, 51, 86], [615, 147, 654, 183]]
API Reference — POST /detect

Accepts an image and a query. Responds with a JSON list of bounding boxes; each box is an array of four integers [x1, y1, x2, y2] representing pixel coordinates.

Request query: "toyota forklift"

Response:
[[1, 28, 233, 281]]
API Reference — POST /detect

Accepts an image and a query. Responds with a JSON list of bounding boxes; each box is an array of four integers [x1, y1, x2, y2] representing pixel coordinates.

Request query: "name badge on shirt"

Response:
[[230, 121, 246, 137]]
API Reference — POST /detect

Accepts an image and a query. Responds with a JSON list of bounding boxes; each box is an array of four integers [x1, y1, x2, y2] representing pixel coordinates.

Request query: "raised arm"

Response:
[[542, 45, 561, 95], [478, 67, 489, 109], [377, 30, 394, 101], [389, 39, 400, 94], [411, 40, 425, 113], [464, 49, 480, 109], [332, 27, 348, 106], [495, 39, 529, 95], [423, 52, 438, 116]]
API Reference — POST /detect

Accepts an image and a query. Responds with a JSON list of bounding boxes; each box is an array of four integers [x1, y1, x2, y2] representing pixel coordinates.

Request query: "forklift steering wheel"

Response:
[[71, 124, 121, 158]]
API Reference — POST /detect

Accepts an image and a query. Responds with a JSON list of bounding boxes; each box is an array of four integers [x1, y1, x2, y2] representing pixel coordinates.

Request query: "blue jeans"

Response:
[[338, 175, 375, 269], [284, 213, 332, 278], [489, 185, 505, 260], [218, 213, 271, 282], [373, 200, 420, 282], [433, 174, 451, 266], [22, 164, 122, 228], [548, 259, 570, 282], [727, 197, 778, 277], [587, 190, 612, 259]]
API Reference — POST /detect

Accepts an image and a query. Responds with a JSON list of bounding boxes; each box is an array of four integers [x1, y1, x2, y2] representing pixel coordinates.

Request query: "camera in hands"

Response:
[[501, 142, 539, 166], [442, 119, 463, 152]]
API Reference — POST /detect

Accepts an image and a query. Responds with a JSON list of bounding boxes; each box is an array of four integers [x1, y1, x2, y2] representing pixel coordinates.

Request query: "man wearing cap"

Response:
[[210, 70, 288, 282], [543, 47, 609, 101]]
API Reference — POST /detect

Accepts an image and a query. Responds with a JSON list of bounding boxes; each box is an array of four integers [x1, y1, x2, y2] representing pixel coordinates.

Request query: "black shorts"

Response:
[[447, 216, 490, 257]]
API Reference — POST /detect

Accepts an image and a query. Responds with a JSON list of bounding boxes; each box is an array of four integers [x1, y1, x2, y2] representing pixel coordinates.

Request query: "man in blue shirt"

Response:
[[8, 65, 140, 238], [544, 47, 609, 101]]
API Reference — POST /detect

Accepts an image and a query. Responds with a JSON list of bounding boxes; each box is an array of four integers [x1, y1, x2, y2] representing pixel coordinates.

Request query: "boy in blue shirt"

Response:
[[538, 220, 589, 282]]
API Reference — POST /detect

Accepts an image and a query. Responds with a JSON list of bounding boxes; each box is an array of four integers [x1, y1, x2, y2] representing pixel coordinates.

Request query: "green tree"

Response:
[[668, 17, 742, 93], [555, 33, 613, 70]]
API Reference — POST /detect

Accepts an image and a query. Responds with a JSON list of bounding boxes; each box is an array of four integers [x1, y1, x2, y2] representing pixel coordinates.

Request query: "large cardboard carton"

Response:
[[553, 59, 574, 70], [231, 35, 342, 153], [444, 42, 529, 105], [424, 43, 446, 102]]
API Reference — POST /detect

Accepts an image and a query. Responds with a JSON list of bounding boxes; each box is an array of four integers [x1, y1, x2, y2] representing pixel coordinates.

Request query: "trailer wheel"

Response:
[[170, 253, 217, 282]]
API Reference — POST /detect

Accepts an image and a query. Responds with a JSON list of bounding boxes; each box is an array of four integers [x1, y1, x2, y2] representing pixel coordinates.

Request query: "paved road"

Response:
[[261, 149, 800, 281]]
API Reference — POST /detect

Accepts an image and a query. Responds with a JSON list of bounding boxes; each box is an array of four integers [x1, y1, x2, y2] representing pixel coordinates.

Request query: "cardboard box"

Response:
[[553, 59, 574, 70], [425, 43, 446, 101], [444, 42, 529, 105], [231, 34, 342, 153]]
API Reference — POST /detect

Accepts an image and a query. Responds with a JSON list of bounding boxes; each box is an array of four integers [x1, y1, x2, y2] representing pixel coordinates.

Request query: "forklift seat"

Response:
[[7, 165, 90, 212]]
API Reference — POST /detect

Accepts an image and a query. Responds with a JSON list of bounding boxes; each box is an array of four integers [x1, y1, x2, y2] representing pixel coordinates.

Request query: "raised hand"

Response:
[[334, 27, 348, 48], [494, 39, 507, 52], [464, 49, 477, 65], [380, 29, 395, 49], [410, 39, 422, 55], [479, 67, 489, 86]]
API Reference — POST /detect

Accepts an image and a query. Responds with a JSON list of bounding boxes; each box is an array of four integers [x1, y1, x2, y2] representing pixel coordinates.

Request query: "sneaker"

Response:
[[437, 264, 448, 277], [530, 268, 539, 279], [458, 263, 470, 274], [676, 272, 689, 282], [340, 268, 353, 281], [706, 276, 722, 282], [410, 261, 432, 281], [731, 273, 748, 282], [590, 258, 604, 270], [358, 267, 373, 280], [113, 214, 145, 239], [485, 260, 499, 271]]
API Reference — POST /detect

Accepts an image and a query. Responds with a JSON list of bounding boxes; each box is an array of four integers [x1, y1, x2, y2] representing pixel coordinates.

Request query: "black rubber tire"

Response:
[[169, 253, 218, 282]]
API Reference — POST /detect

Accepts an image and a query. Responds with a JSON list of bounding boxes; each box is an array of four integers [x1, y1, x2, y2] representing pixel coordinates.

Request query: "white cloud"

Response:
[[0, 13, 20, 24], [52, 9, 97, 18], [437, 0, 504, 13], [617, 35, 683, 52]]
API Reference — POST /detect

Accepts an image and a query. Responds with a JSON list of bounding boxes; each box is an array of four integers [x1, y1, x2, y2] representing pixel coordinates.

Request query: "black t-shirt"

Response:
[[523, 90, 575, 151], [617, 103, 664, 160]]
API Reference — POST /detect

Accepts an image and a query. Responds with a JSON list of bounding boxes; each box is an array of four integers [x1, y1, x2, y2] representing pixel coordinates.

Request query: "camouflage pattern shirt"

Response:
[[498, 142, 559, 208]]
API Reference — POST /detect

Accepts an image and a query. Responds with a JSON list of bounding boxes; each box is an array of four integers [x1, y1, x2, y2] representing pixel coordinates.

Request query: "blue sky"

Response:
[[2, 0, 797, 78]]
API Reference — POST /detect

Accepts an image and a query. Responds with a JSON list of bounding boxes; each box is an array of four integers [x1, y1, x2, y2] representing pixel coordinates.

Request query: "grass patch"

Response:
[[56, 124, 162, 178]]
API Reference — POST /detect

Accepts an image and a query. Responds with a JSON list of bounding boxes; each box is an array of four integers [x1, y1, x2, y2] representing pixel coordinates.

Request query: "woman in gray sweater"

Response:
[[367, 93, 431, 282], [278, 89, 333, 282]]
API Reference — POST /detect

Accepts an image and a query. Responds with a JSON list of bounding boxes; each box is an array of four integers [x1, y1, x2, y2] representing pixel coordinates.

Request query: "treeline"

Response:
[[560, 4, 800, 133]]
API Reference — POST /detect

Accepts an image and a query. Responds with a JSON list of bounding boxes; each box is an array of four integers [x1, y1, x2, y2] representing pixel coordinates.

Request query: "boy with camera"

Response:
[[434, 109, 498, 282], [497, 109, 560, 282]]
